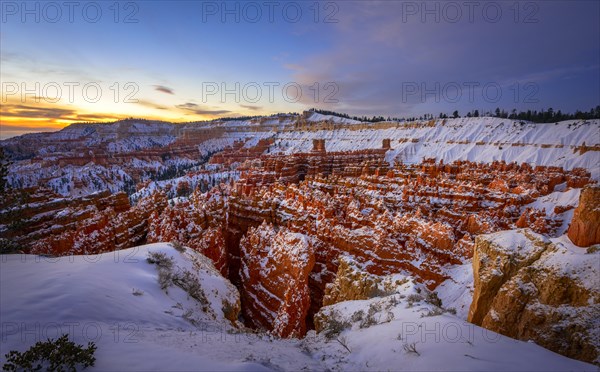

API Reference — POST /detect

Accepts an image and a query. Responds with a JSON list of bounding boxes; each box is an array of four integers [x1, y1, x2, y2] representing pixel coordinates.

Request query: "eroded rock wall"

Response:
[[469, 229, 600, 364]]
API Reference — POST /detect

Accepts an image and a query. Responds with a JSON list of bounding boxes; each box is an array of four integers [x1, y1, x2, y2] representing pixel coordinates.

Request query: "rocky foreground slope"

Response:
[[1, 244, 596, 371], [1, 113, 599, 366], [469, 229, 599, 364]]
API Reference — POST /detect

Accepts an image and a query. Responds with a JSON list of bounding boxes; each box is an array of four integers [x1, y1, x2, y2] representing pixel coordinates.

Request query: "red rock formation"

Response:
[[0, 188, 167, 256], [312, 139, 326, 152], [209, 139, 274, 166], [239, 222, 315, 337], [568, 185, 600, 247], [146, 193, 229, 276]]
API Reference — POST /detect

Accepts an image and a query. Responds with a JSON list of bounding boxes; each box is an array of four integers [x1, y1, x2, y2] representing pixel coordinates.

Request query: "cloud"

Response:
[[176, 102, 230, 115], [154, 85, 174, 95], [283, 1, 600, 116], [0, 104, 124, 122], [0, 104, 76, 119], [136, 99, 168, 110], [240, 104, 262, 111]]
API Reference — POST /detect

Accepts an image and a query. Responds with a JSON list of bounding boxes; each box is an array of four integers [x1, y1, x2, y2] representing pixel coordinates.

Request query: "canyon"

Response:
[[1, 112, 598, 365]]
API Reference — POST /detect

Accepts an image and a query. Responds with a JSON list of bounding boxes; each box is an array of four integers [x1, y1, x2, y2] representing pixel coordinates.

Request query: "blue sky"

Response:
[[1, 0, 599, 137]]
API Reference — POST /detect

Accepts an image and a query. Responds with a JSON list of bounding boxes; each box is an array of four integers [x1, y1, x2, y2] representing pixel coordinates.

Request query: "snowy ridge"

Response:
[[272, 117, 600, 179], [305, 112, 363, 124]]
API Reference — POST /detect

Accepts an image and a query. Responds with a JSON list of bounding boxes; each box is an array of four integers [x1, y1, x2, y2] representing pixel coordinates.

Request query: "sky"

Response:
[[1, 0, 599, 138]]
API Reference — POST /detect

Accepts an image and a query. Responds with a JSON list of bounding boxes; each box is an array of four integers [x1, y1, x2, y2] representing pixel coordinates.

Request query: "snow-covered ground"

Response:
[[273, 117, 600, 179], [1, 243, 596, 371], [314, 292, 596, 371]]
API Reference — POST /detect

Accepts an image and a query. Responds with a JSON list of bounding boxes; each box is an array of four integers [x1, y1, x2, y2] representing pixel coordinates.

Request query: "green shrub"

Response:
[[3, 334, 96, 372]]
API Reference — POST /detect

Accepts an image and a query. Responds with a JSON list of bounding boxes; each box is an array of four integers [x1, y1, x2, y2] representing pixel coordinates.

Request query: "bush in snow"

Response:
[[406, 293, 423, 307], [146, 251, 174, 269], [146, 252, 175, 290], [421, 307, 444, 318], [425, 291, 442, 307], [403, 342, 420, 356], [173, 269, 209, 307], [170, 241, 186, 253], [321, 309, 351, 340], [350, 310, 365, 323], [3, 334, 96, 372]]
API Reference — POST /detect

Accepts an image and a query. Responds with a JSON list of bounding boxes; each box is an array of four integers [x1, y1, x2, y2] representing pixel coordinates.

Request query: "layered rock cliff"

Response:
[[0, 188, 167, 255], [239, 223, 315, 337]]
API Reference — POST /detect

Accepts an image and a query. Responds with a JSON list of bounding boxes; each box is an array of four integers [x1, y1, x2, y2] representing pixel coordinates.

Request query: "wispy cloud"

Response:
[[0, 104, 76, 119], [240, 104, 262, 111], [0, 102, 127, 126], [154, 85, 174, 95], [176, 102, 230, 115], [136, 99, 168, 110]]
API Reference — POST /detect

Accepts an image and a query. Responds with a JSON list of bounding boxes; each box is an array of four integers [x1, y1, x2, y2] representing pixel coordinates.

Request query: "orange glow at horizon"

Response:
[[0, 97, 255, 139]]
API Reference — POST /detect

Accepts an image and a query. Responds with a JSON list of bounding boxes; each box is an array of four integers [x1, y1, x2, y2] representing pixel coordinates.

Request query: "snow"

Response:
[[312, 289, 596, 371], [0, 244, 266, 371], [526, 187, 580, 215], [525, 187, 581, 234], [435, 263, 474, 320], [484, 229, 550, 257], [272, 117, 600, 179], [1, 243, 596, 371], [547, 235, 600, 293], [306, 112, 362, 124]]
